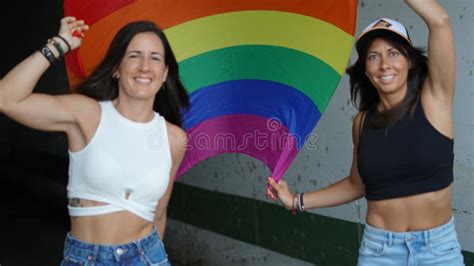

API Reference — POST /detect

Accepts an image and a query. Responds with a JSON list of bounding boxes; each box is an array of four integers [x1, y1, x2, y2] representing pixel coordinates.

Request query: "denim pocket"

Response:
[[359, 237, 387, 257], [143, 240, 170, 266], [429, 236, 461, 256]]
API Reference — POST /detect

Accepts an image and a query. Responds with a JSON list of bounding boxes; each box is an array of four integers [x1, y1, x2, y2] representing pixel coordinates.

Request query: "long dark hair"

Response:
[[76, 21, 189, 127], [346, 31, 428, 128]]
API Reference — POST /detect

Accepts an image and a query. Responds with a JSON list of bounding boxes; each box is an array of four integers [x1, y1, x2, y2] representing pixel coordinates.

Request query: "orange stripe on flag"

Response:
[[65, 0, 357, 88]]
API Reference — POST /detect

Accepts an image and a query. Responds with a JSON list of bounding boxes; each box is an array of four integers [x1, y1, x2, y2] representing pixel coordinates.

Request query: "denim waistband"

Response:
[[363, 217, 456, 245], [64, 226, 161, 261]]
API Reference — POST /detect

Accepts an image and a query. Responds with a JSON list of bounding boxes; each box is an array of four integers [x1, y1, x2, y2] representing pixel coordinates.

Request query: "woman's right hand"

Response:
[[57, 17, 89, 52], [267, 177, 294, 210]]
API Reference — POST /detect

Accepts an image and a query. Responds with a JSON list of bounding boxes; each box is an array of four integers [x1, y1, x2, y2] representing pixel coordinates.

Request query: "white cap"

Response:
[[356, 18, 412, 52]]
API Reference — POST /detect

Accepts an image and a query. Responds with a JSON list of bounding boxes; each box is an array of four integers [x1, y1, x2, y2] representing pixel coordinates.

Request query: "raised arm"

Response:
[[267, 112, 366, 210], [0, 17, 89, 132], [406, 0, 455, 103]]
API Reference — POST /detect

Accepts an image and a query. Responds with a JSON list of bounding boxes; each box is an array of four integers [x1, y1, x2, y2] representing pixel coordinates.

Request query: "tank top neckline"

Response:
[[106, 101, 159, 129]]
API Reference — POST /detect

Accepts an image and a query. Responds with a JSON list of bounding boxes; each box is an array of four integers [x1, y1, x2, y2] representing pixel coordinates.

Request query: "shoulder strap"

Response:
[[356, 110, 367, 155], [359, 111, 367, 138]]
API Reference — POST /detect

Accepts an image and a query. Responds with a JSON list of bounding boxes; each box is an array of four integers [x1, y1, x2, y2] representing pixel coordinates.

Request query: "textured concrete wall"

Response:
[[168, 0, 474, 264]]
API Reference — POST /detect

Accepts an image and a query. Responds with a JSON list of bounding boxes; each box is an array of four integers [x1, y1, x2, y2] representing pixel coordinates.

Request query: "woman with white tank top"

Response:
[[0, 17, 189, 265]]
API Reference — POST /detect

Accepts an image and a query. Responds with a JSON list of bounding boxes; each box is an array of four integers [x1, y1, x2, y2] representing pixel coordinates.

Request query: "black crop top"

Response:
[[357, 100, 454, 200]]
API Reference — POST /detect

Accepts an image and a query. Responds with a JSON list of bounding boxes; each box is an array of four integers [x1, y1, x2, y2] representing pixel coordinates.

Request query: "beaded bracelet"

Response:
[[291, 192, 298, 215], [55, 35, 72, 53]]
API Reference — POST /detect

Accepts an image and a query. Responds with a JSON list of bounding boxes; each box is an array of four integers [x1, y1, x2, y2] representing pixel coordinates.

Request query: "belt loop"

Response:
[[424, 231, 429, 246], [136, 238, 145, 257], [90, 245, 99, 265], [388, 232, 393, 246]]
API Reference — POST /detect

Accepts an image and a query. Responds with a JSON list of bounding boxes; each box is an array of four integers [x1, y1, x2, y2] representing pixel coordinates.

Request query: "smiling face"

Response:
[[114, 32, 169, 101], [365, 38, 410, 99]]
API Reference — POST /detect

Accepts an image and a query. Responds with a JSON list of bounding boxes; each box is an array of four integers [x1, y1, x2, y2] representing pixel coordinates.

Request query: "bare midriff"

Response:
[[366, 185, 452, 232], [68, 198, 154, 244]]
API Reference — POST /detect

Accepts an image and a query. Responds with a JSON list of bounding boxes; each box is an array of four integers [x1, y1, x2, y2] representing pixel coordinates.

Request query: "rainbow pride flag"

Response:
[[64, 0, 358, 180]]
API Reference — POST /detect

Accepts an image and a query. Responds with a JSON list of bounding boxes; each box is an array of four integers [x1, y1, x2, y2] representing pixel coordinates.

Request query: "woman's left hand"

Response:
[[57, 17, 89, 52]]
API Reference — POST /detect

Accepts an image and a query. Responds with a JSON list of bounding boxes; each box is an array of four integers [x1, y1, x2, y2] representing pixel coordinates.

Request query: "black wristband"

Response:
[[39, 45, 58, 65], [299, 192, 305, 212]]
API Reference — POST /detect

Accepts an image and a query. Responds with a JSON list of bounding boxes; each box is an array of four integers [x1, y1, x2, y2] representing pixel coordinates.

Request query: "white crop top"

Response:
[[67, 101, 172, 222]]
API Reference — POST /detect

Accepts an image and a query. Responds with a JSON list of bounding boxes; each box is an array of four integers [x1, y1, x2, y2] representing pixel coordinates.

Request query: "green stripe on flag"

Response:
[[179, 45, 341, 112]]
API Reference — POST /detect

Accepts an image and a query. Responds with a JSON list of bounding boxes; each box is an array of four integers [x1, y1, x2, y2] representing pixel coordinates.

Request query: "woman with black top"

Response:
[[268, 1, 464, 265]]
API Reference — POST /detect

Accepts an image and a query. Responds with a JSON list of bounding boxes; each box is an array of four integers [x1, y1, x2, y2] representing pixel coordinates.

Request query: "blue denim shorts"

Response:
[[61, 227, 170, 266], [358, 217, 464, 266]]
